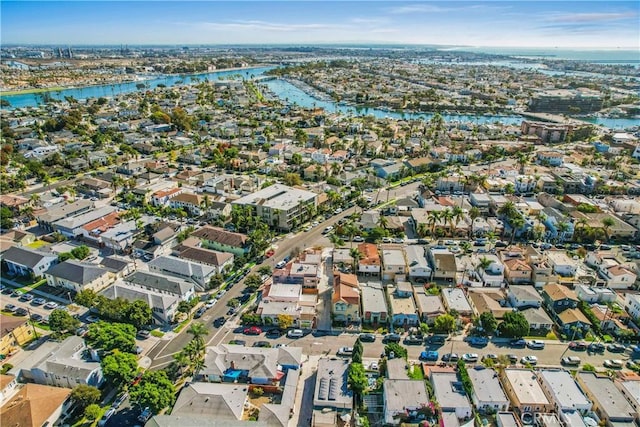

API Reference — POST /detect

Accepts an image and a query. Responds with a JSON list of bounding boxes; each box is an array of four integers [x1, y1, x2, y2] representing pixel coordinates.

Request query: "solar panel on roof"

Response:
[[328, 378, 339, 401], [318, 377, 328, 400]]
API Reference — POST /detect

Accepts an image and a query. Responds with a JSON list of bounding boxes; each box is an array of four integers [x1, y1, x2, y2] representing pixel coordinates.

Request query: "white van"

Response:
[[287, 329, 304, 338]]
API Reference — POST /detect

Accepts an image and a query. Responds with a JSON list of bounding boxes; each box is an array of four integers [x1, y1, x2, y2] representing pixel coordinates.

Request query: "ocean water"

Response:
[[441, 47, 640, 64]]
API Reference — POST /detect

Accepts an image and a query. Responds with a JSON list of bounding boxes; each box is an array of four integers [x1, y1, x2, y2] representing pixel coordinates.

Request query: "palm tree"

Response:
[[417, 223, 429, 238], [187, 321, 209, 344], [557, 221, 570, 242], [329, 233, 344, 249], [451, 206, 464, 235], [29, 193, 41, 207], [377, 215, 388, 230], [469, 207, 480, 221], [601, 217, 615, 242], [349, 247, 363, 272], [509, 216, 526, 244], [344, 223, 358, 248], [173, 352, 190, 377], [441, 208, 454, 237], [477, 256, 492, 272], [427, 211, 442, 236], [498, 201, 517, 219]]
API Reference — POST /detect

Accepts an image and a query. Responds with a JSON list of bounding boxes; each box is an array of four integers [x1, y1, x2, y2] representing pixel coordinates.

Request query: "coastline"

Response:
[[0, 64, 270, 97]]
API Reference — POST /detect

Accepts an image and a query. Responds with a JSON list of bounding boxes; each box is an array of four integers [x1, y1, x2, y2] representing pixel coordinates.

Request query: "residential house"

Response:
[[387, 284, 419, 327], [36, 199, 93, 231], [521, 307, 554, 332], [504, 258, 533, 284], [467, 288, 513, 320], [360, 281, 388, 325], [500, 369, 553, 414], [624, 293, 640, 320], [0, 383, 72, 427], [575, 285, 617, 304], [52, 206, 118, 238], [173, 241, 235, 274], [0, 374, 18, 404], [169, 192, 204, 216], [272, 262, 320, 293], [537, 151, 564, 167], [537, 369, 591, 413], [615, 380, 640, 416], [1, 246, 58, 277], [232, 184, 317, 231], [404, 245, 433, 282], [428, 248, 457, 284], [430, 369, 473, 420], [477, 254, 505, 287], [557, 309, 592, 337], [1, 315, 34, 358], [200, 344, 302, 385], [508, 285, 543, 309], [332, 273, 360, 324], [546, 251, 577, 278], [598, 265, 637, 290], [313, 358, 352, 424], [413, 286, 446, 324], [151, 187, 183, 207], [442, 288, 473, 317], [357, 243, 381, 276], [256, 297, 315, 329], [124, 271, 195, 301], [381, 248, 406, 281], [148, 255, 217, 292], [76, 177, 113, 198], [171, 383, 248, 422], [11, 336, 103, 388], [542, 283, 579, 313], [192, 226, 250, 257], [101, 281, 179, 325], [383, 379, 429, 425], [576, 372, 638, 427], [468, 367, 510, 412], [45, 260, 115, 293]]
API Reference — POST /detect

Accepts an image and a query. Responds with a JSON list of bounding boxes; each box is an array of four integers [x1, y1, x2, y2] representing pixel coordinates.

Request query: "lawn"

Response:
[[173, 318, 190, 333], [17, 278, 47, 293], [26, 240, 48, 250], [150, 330, 165, 338]]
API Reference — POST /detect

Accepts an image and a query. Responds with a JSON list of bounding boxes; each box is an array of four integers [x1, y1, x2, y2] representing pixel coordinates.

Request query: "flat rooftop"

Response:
[[503, 369, 550, 406]]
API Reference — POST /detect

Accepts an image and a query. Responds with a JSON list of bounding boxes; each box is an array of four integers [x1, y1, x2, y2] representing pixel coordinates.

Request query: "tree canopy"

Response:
[[101, 350, 138, 386], [498, 311, 529, 338], [87, 321, 137, 353], [49, 309, 81, 336], [70, 384, 101, 410], [129, 370, 175, 413]]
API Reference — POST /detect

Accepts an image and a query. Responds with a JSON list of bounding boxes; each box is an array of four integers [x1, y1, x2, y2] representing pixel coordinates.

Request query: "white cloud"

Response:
[[546, 11, 637, 23]]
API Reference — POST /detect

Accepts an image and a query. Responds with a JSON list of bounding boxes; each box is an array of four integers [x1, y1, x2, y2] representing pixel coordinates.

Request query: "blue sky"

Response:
[[2, 1, 639, 48]]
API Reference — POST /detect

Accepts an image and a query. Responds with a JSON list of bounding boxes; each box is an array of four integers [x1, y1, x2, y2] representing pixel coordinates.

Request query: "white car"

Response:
[[205, 299, 217, 309], [603, 359, 623, 369], [462, 353, 479, 363], [521, 355, 538, 365], [527, 340, 545, 349], [337, 347, 353, 356], [43, 301, 59, 310], [369, 361, 379, 371]]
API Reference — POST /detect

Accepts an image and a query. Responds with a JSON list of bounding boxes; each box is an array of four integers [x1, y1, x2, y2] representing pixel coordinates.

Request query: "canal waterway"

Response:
[[2, 65, 638, 129]]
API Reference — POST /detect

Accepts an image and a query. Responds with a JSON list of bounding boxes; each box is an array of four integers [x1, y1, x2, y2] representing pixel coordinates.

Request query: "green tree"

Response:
[[124, 300, 152, 329], [283, 172, 302, 186], [257, 265, 272, 276], [347, 362, 367, 396], [70, 245, 91, 260], [49, 309, 80, 336], [74, 289, 98, 308], [58, 252, 74, 262], [478, 312, 498, 335], [87, 322, 137, 353], [498, 311, 529, 338], [352, 338, 363, 363], [101, 350, 138, 385], [434, 314, 456, 334], [130, 370, 175, 413], [601, 217, 615, 242], [245, 273, 263, 290], [384, 342, 408, 359], [84, 404, 102, 421], [187, 322, 209, 345], [0, 206, 14, 230], [70, 384, 101, 410]]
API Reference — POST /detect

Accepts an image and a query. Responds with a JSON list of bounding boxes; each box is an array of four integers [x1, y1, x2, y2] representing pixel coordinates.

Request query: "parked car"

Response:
[[588, 342, 605, 353], [382, 333, 401, 343], [603, 359, 623, 369], [11, 290, 23, 297], [467, 336, 489, 347], [527, 340, 545, 350], [607, 343, 626, 353], [510, 339, 526, 348], [4, 304, 18, 313], [137, 330, 150, 339], [15, 308, 28, 316], [213, 317, 226, 327], [427, 334, 448, 345], [441, 353, 459, 362], [98, 408, 116, 427], [243, 326, 262, 335], [19, 293, 34, 302], [275, 260, 287, 269], [229, 339, 246, 346], [359, 333, 376, 343], [521, 355, 538, 365], [31, 297, 46, 306], [287, 329, 304, 338], [561, 356, 581, 366], [507, 354, 519, 363], [569, 341, 587, 351], [112, 392, 128, 409], [462, 353, 479, 363], [76, 325, 89, 337], [404, 335, 424, 345], [43, 301, 59, 310], [352, 236, 365, 242], [337, 347, 353, 357], [138, 407, 152, 423], [253, 341, 271, 348], [482, 354, 498, 362], [321, 226, 334, 235], [419, 351, 439, 361], [31, 313, 44, 322], [266, 329, 283, 338]]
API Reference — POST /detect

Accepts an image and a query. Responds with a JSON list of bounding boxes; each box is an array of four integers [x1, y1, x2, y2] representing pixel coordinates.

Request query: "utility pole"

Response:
[[26, 307, 39, 339]]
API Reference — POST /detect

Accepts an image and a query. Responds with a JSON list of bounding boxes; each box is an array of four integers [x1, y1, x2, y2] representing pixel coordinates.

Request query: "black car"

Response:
[[213, 317, 226, 327], [404, 335, 424, 345], [359, 333, 376, 343], [382, 333, 401, 343], [510, 338, 527, 348], [253, 341, 271, 348], [1, 287, 13, 295], [266, 329, 282, 338], [427, 335, 448, 345], [588, 342, 605, 353], [441, 353, 459, 362], [229, 339, 246, 346], [30, 313, 44, 322], [193, 307, 206, 319], [15, 307, 28, 316], [607, 343, 626, 353], [227, 307, 236, 316]]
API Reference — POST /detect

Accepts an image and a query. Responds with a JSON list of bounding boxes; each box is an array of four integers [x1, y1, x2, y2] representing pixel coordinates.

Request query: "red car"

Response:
[[265, 249, 275, 258], [243, 326, 262, 335], [131, 372, 143, 386]]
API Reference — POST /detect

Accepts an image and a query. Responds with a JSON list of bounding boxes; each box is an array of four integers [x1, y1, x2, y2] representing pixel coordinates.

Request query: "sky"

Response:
[[2, 1, 639, 49]]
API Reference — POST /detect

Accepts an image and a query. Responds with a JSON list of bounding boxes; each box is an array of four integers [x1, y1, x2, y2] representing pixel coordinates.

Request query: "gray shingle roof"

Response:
[[172, 383, 248, 420], [1, 246, 56, 269], [45, 260, 109, 285], [125, 271, 193, 297]]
